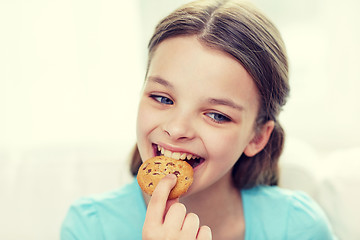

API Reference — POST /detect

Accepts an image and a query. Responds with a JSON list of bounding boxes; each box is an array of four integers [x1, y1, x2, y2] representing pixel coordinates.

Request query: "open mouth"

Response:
[[154, 144, 205, 169]]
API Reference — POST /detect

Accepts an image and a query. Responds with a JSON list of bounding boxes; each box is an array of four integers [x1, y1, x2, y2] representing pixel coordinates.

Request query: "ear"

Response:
[[244, 120, 275, 157]]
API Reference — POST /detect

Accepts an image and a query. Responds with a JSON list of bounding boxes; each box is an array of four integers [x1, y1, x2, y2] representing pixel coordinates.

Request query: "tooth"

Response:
[[186, 154, 193, 160], [180, 153, 187, 160], [172, 152, 181, 160], [164, 150, 172, 157], [161, 147, 165, 154]]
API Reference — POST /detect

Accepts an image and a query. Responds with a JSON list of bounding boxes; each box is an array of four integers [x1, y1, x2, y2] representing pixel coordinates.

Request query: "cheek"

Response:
[[136, 101, 157, 161], [136, 102, 153, 140], [206, 129, 250, 165], [136, 100, 164, 146]]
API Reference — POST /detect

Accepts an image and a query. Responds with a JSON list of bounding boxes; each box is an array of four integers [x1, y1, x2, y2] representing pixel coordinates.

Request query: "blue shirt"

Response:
[[61, 179, 336, 239]]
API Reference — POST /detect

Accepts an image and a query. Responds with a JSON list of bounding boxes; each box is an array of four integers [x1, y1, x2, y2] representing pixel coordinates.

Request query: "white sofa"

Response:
[[1, 138, 359, 240], [279, 138, 360, 240]]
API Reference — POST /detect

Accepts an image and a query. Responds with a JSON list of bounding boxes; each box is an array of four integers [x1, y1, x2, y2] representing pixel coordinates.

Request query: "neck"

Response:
[[180, 172, 245, 240]]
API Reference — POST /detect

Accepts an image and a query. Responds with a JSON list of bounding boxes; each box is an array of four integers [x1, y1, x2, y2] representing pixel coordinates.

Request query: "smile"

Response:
[[155, 144, 205, 169]]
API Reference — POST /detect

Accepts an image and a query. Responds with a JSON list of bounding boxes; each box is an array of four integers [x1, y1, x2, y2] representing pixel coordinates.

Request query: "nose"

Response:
[[162, 111, 196, 141]]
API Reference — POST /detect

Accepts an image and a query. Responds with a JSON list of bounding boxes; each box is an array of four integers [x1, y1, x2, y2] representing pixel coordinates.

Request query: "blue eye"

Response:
[[206, 112, 231, 123], [151, 95, 174, 105]]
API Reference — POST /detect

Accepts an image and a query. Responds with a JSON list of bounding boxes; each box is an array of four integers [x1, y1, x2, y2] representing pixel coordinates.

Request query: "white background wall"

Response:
[[0, 0, 359, 239], [0, 0, 144, 153]]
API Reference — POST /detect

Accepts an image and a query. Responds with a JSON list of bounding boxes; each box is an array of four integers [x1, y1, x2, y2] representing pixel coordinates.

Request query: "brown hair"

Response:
[[130, 0, 289, 189]]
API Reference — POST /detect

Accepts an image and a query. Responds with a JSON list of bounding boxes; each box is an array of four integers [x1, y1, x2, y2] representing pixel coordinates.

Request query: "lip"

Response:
[[153, 143, 202, 158]]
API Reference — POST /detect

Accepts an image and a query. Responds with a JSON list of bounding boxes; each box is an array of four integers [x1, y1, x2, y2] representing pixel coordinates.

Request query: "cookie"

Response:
[[137, 156, 194, 199]]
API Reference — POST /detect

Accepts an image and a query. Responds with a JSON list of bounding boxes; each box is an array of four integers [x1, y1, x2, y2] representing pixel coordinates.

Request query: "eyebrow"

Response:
[[146, 76, 174, 90], [207, 98, 244, 112]]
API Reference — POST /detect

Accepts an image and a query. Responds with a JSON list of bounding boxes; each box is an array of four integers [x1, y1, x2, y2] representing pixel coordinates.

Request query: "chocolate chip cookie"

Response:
[[137, 156, 194, 199]]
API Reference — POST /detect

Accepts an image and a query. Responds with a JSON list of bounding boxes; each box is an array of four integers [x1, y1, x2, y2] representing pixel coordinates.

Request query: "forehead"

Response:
[[147, 36, 260, 111]]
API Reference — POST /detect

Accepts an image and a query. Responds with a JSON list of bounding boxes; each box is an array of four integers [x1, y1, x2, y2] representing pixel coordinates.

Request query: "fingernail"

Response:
[[165, 173, 176, 180], [164, 174, 177, 183]]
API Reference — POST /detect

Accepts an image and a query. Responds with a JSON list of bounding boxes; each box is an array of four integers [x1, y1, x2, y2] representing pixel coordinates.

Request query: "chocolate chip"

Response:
[[154, 162, 161, 164], [148, 182, 153, 187], [142, 163, 149, 170], [173, 171, 180, 177], [166, 162, 175, 166], [147, 169, 152, 173]]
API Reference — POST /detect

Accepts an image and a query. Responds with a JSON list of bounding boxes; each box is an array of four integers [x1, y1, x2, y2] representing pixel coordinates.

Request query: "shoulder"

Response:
[[61, 179, 145, 240], [69, 178, 145, 217], [242, 185, 336, 239]]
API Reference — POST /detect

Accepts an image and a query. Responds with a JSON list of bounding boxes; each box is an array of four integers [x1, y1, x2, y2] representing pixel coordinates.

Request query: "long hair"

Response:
[[130, 0, 290, 189]]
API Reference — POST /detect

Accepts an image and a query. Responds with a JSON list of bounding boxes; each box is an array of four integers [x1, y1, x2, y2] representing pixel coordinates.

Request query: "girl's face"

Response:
[[136, 36, 262, 196]]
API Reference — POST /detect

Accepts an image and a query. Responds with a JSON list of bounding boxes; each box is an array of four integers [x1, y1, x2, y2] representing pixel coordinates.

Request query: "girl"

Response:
[[61, 0, 336, 239]]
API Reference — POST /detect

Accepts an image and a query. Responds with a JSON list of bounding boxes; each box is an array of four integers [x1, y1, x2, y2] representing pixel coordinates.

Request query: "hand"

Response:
[[142, 174, 212, 240]]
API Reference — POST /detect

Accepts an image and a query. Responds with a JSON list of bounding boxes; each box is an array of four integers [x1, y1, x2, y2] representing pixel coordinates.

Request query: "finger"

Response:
[[180, 213, 200, 239], [163, 202, 187, 231], [144, 174, 177, 225], [197, 225, 212, 240], [164, 197, 179, 217]]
